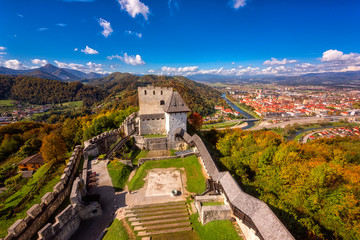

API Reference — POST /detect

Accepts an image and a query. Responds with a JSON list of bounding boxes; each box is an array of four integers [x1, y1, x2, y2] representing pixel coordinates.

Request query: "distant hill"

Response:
[[188, 71, 360, 87], [0, 64, 107, 82], [0, 75, 106, 107], [88, 73, 223, 116]]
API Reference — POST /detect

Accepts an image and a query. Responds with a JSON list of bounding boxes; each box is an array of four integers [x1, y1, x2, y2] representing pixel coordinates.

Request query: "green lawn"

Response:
[[0, 100, 14, 106], [201, 121, 238, 130], [0, 163, 65, 238], [190, 213, 241, 240], [61, 101, 83, 108], [128, 155, 206, 194], [107, 161, 132, 191], [202, 202, 224, 206], [132, 149, 149, 165], [103, 219, 130, 240], [142, 134, 167, 138]]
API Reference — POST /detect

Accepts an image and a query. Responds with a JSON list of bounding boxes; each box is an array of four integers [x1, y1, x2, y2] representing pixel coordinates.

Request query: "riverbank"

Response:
[[222, 94, 259, 119]]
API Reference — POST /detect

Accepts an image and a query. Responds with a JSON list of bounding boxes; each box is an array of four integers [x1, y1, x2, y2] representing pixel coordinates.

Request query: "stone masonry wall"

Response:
[[3, 146, 83, 240]]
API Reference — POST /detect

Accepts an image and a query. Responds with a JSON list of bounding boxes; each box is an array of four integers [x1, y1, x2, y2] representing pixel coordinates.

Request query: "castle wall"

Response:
[[138, 86, 173, 115], [139, 114, 166, 135], [4, 146, 83, 240], [165, 112, 187, 140]]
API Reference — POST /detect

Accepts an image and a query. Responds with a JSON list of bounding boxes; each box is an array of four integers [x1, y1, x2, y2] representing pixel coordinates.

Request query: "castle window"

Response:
[[160, 100, 165, 105], [161, 90, 163, 95], [144, 90, 147, 95], [153, 91, 155, 95]]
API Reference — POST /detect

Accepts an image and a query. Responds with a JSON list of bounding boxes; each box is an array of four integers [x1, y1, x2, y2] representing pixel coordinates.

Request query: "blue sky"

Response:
[[0, 0, 359, 76]]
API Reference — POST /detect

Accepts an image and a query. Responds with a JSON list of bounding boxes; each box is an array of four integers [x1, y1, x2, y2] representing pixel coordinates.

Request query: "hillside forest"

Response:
[[206, 129, 360, 240]]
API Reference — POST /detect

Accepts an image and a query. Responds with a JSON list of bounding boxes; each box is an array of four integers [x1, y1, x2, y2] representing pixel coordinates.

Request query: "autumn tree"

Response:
[[40, 133, 67, 163], [188, 112, 204, 130]]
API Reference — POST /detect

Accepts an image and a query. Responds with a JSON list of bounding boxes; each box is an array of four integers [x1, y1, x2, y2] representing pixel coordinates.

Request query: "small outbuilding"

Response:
[[18, 153, 45, 171]]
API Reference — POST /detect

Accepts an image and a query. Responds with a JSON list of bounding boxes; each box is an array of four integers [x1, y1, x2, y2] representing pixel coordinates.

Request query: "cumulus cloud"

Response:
[[98, 18, 113, 38], [263, 57, 298, 65], [148, 69, 155, 73], [81, 46, 99, 54], [125, 30, 142, 38], [31, 59, 48, 66], [108, 53, 145, 65], [74, 48, 78, 51], [54, 60, 108, 74], [117, 0, 150, 20], [56, 23, 67, 27], [3, 59, 28, 70], [38, 28, 48, 31], [320, 49, 360, 63], [231, 0, 246, 9], [161, 66, 199, 75]]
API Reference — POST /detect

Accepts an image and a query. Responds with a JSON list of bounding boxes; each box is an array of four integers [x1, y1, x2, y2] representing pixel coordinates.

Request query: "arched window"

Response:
[[160, 100, 165, 105], [144, 90, 147, 95], [153, 91, 156, 95]]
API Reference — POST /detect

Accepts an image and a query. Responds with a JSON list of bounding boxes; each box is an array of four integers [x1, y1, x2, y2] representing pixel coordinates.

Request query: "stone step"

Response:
[[134, 222, 191, 231], [131, 217, 189, 226], [128, 212, 189, 222], [137, 227, 193, 237], [127, 209, 188, 218], [125, 204, 186, 213], [130, 201, 185, 210]]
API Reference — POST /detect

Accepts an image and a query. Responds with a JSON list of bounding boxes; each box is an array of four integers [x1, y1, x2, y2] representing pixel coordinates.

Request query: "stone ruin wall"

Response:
[[3, 146, 83, 240], [84, 112, 137, 157]]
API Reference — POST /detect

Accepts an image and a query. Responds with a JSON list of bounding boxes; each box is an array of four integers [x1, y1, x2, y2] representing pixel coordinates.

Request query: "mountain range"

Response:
[[0, 64, 107, 81]]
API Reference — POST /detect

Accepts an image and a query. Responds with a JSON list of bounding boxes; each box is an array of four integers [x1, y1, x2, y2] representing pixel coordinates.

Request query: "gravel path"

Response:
[[70, 160, 127, 240]]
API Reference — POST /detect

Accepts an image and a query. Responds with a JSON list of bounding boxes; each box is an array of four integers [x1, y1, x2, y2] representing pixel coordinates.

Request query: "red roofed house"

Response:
[[18, 153, 45, 171]]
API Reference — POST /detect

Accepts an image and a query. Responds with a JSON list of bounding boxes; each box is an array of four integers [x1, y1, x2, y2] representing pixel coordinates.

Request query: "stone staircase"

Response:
[[124, 201, 192, 238]]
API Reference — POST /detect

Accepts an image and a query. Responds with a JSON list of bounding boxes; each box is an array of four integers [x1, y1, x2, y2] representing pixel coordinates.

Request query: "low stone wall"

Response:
[[3, 146, 83, 240], [84, 112, 137, 157], [175, 128, 295, 240], [134, 136, 168, 150], [138, 152, 194, 165], [194, 195, 232, 225]]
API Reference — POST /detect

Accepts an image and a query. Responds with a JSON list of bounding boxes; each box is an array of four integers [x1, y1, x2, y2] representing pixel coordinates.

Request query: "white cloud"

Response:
[[0, 46, 6, 55], [168, 0, 179, 15], [98, 18, 113, 38], [3, 59, 28, 70], [263, 57, 298, 65], [54, 60, 108, 74], [148, 69, 155, 73], [38, 28, 48, 31], [74, 48, 78, 51], [161, 66, 199, 75], [321, 49, 360, 63], [108, 53, 145, 65], [81, 46, 99, 54], [17, 13, 23, 18], [31, 59, 48, 66], [231, 0, 246, 9], [125, 30, 142, 38], [56, 23, 67, 27], [117, 0, 150, 20]]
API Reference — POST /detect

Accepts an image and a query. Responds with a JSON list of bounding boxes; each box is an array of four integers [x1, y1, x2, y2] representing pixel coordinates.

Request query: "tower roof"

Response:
[[163, 92, 190, 113]]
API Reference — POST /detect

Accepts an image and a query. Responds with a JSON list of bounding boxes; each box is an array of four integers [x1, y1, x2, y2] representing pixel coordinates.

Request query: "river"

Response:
[[221, 94, 256, 129]]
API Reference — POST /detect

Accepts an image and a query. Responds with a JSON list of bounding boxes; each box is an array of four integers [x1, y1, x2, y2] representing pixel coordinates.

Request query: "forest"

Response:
[[213, 129, 360, 240]]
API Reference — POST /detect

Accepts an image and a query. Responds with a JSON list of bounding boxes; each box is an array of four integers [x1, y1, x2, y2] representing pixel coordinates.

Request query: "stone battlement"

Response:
[[175, 128, 295, 240], [4, 146, 83, 240]]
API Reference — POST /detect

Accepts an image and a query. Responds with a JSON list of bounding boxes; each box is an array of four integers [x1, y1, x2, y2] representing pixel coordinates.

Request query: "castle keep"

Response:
[[136, 85, 190, 149]]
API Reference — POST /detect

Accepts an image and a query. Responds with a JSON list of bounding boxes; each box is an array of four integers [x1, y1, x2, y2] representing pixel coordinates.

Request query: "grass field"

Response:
[[61, 101, 83, 109], [132, 149, 149, 165], [201, 121, 239, 129], [0, 163, 65, 238], [202, 202, 224, 206], [190, 213, 241, 240], [103, 219, 130, 240], [0, 100, 14, 106], [127, 155, 206, 194], [142, 134, 167, 138], [107, 161, 132, 191]]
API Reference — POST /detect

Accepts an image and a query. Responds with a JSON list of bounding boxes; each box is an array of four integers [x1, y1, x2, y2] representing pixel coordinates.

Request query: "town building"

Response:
[[18, 153, 45, 171]]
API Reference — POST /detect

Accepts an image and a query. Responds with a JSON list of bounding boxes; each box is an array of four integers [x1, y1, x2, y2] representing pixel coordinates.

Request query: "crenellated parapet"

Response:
[[3, 146, 83, 240]]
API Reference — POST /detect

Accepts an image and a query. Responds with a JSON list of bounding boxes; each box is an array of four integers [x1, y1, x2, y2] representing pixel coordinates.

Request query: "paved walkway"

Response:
[[70, 160, 127, 240]]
